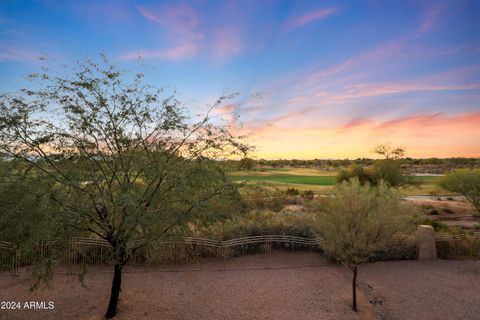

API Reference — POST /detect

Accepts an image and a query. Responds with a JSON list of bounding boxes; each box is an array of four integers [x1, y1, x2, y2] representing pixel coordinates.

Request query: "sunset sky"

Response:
[[1, 0, 479, 159]]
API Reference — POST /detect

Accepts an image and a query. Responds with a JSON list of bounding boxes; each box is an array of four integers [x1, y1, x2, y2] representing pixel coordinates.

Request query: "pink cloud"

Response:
[[420, 4, 444, 34], [375, 113, 442, 130], [326, 82, 480, 101], [0, 45, 45, 62], [285, 8, 337, 30], [119, 4, 204, 61], [211, 27, 243, 59], [137, 4, 201, 39], [119, 43, 198, 61], [338, 118, 374, 132]]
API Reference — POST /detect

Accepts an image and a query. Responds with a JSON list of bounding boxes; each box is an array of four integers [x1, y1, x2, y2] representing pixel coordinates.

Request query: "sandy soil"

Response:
[[0, 265, 374, 320], [359, 260, 480, 320], [1, 259, 478, 320]]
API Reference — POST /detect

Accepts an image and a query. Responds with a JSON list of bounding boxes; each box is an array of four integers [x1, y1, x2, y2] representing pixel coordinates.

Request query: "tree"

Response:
[[372, 143, 405, 160], [338, 144, 414, 188], [239, 157, 256, 171], [315, 179, 411, 311], [0, 57, 249, 318], [439, 169, 480, 214]]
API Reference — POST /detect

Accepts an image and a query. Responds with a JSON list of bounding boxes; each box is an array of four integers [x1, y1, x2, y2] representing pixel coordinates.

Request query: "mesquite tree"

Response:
[[315, 179, 412, 311], [0, 57, 249, 318], [439, 169, 480, 214]]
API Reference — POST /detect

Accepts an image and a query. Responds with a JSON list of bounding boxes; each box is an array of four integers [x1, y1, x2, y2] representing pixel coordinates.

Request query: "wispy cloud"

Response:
[[119, 43, 198, 61], [124, 4, 203, 61], [211, 27, 243, 59], [0, 45, 45, 62], [285, 8, 337, 30], [138, 4, 200, 38], [420, 3, 445, 34], [244, 111, 480, 159], [130, 4, 244, 61]]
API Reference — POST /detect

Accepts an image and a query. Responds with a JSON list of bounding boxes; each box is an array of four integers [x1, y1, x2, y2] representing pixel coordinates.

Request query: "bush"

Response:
[[242, 184, 286, 212], [285, 187, 300, 196], [422, 219, 449, 232], [442, 208, 454, 214], [198, 209, 317, 240], [438, 169, 480, 214], [302, 190, 315, 201]]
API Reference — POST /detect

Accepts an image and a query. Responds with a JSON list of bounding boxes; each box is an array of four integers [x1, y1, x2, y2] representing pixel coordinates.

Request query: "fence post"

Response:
[[416, 225, 437, 260]]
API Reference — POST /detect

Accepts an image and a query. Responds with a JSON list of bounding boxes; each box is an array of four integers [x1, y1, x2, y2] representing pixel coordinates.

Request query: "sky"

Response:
[[1, 0, 479, 159]]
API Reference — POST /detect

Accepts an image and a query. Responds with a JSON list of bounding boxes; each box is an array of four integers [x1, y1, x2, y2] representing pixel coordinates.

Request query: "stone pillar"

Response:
[[416, 225, 437, 260]]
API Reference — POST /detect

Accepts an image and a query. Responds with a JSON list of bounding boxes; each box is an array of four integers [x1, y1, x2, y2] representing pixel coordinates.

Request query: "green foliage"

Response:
[[285, 187, 300, 196], [315, 179, 413, 268], [241, 184, 286, 212], [314, 179, 414, 312], [422, 219, 449, 233], [301, 190, 315, 201], [200, 209, 316, 240], [0, 159, 66, 247], [336, 164, 375, 185], [336, 160, 415, 188], [438, 169, 480, 214], [0, 56, 249, 316], [236, 174, 336, 185], [238, 157, 256, 171]]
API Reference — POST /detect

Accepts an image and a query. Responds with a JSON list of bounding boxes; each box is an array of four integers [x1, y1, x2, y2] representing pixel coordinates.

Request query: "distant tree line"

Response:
[[229, 157, 480, 172]]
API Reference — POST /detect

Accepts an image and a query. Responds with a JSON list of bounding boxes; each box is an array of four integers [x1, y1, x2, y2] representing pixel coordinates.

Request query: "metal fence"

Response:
[[0, 236, 329, 275], [435, 232, 480, 259], [2, 232, 477, 275]]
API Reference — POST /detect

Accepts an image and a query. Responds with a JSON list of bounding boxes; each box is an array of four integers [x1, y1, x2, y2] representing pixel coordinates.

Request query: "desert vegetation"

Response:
[[0, 59, 478, 320], [0, 57, 249, 318]]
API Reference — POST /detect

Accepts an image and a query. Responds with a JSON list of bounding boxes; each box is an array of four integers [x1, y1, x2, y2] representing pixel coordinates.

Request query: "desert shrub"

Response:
[[422, 204, 434, 210], [421, 204, 439, 215], [285, 196, 303, 205], [198, 209, 317, 240], [285, 187, 300, 196], [369, 240, 417, 261], [303, 196, 329, 213], [442, 207, 454, 214], [422, 219, 449, 232], [336, 164, 375, 185], [302, 190, 315, 201], [438, 169, 480, 214]]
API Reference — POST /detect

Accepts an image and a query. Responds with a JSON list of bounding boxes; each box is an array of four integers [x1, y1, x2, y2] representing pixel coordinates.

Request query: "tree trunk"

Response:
[[352, 266, 358, 312], [105, 263, 122, 318]]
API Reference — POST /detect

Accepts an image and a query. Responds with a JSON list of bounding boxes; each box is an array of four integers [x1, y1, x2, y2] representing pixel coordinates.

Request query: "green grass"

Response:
[[233, 167, 443, 195], [235, 174, 337, 186]]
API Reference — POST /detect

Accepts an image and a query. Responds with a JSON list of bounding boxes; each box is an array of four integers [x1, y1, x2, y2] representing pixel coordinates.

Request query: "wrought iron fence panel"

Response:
[[0, 236, 331, 275], [435, 233, 480, 259]]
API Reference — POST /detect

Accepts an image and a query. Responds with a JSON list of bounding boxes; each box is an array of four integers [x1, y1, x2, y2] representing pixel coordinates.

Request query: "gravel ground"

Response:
[[1, 259, 478, 320], [0, 265, 374, 320], [359, 260, 480, 320]]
